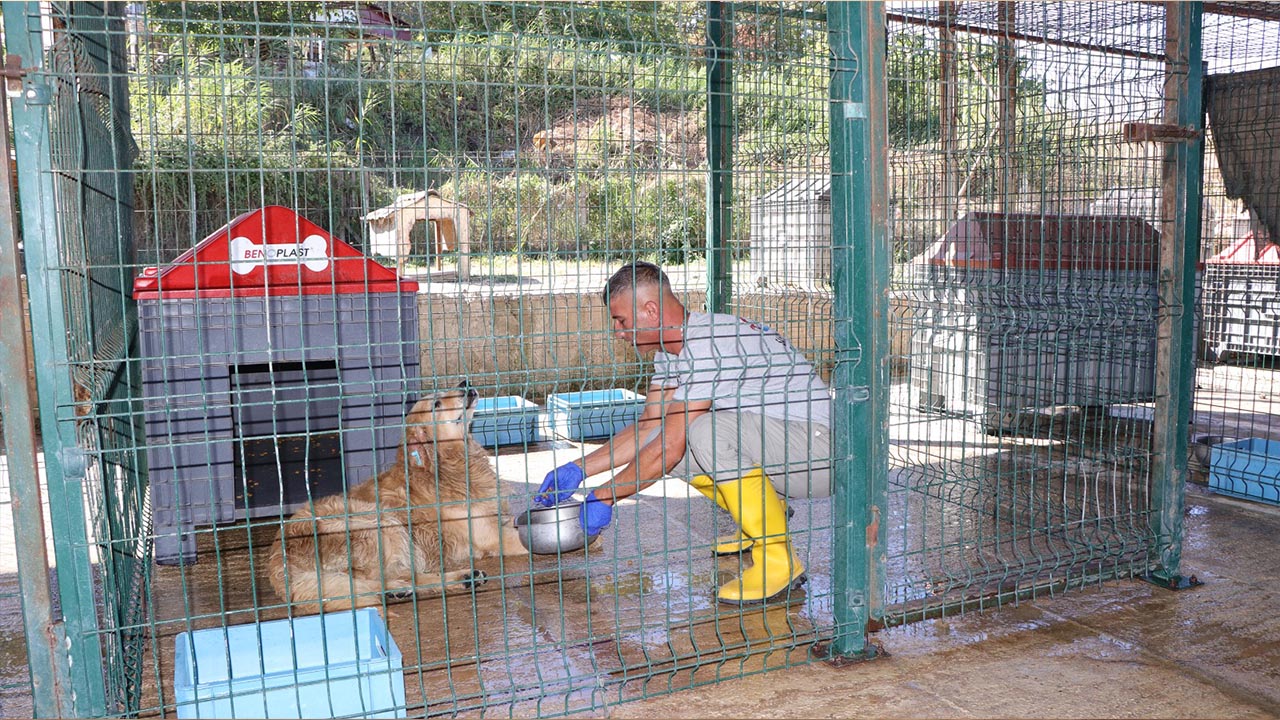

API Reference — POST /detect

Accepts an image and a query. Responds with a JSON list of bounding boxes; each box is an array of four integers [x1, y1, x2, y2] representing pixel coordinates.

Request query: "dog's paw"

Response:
[[386, 589, 415, 601], [462, 570, 487, 589]]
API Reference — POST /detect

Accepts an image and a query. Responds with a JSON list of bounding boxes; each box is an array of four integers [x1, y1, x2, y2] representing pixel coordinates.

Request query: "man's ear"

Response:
[[643, 297, 662, 321]]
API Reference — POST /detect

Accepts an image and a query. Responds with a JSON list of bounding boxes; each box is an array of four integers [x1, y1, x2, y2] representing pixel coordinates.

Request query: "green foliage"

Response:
[[441, 172, 705, 262], [144, 2, 325, 62], [407, 2, 699, 50], [887, 33, 1048, 145], [132, 51, 287, 152], [126, 3, 836, 268], [130, 42, 395, 264]]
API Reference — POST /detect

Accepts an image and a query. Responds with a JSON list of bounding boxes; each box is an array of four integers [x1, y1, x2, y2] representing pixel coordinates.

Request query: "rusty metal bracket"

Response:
[[810, 637, 889, 667], [3, 54, 36, 97], [1142, 571, 1204, 591], [1122, 122, 1202, 143]]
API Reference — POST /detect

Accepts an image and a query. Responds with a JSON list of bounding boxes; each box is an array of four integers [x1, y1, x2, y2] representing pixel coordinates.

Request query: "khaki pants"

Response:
[[661, 411, 832, 499]]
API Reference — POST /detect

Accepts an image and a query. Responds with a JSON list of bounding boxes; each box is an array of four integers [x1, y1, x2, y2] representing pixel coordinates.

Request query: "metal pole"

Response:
[[0, 59, 73, 720], [816, 0, 889, 663], [705, 1, 733, 313], [1149, 1, 1204, 589], [996, 3, 1016, 213], [2, 1, 107, 713], [939, 2, 959, 233]]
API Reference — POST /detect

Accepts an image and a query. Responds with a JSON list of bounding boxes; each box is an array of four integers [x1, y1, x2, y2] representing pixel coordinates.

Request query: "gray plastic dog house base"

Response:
[[908, 266, 1158, 433], [1202, 264, 1280, 361], [140, 293, 419, 565]]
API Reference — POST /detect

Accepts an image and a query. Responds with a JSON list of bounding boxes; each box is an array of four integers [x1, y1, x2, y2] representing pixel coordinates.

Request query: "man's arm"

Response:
[[592, 396, 712, 504], [577, 385, 672, 477]]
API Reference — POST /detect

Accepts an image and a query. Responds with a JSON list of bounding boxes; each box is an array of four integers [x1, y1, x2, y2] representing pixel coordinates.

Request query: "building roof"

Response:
[[361, 190, 469, 224], [752, 177, 831, 206]]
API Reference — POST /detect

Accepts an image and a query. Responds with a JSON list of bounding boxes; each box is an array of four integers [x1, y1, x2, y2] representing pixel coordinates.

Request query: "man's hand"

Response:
[[534, 462, 585, 507], [579, 493, 613, 535]]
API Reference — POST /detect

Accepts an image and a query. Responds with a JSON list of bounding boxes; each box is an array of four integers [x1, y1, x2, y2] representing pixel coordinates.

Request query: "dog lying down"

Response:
[[267, 383, 525, 612]]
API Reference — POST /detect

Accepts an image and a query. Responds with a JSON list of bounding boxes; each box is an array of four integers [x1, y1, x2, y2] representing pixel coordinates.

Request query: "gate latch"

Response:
[[3, 54, 36, 98], [1122, 122, 1202, 143]]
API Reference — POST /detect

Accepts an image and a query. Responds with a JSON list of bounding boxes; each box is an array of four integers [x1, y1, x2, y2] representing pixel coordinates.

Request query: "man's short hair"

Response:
[[602, 261, 670, 305]]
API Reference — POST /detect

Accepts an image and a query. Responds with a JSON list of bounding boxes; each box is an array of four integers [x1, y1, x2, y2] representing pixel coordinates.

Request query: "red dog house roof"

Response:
[[1206, 233, 1280, 265], [914, 212, 1161, 271], [133, 205, 419, 299]]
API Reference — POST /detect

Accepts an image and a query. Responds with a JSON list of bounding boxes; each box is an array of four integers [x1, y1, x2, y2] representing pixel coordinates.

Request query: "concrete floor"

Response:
[[3, 465, 1278, 718], [603, 484, 1280, 719], [2, 382, 1279, 717]]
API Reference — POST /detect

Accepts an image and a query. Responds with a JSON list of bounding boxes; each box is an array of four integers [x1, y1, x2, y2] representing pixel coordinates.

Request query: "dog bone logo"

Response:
[[230, 234, 330, 275]]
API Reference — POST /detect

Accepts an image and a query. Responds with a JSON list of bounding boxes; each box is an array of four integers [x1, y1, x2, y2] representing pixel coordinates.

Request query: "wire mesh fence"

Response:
[[8, 2, 846, 717], [6, 1, 1274, 718], [1194, 11, 1280, 508], [884, 1, 1209, 623]]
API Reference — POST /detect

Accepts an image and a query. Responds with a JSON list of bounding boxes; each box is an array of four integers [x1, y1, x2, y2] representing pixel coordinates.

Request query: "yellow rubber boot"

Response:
[[689, 475, 753, 555], [714, 468, 805, 605]]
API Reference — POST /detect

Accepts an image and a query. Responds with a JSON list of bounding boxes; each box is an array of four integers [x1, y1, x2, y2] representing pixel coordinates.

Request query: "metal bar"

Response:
[[732, 3, 826, 23], [705, 1, 733, 314], [1150, 0, 1280, 24], [1, 2, 107, 714], [1150, 1, 1204, 585], [996, 3, 1016, 212], [939, 1, 959, 231], [821, 0, 889, 662], [886, 9, 1170, 63], [0, 59, 72, 720]]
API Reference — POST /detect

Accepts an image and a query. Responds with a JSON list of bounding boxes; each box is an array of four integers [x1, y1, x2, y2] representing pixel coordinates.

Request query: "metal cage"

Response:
[[5, 1, 1267, 717]]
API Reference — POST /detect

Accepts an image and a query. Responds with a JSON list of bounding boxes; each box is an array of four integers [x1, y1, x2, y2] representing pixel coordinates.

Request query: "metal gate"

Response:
[[4, 0, 146, 715], [884, 1, 1204, 622]]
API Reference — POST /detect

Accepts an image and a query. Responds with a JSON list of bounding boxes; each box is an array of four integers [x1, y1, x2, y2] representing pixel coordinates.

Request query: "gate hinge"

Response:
[[3, 54, 38, 98]]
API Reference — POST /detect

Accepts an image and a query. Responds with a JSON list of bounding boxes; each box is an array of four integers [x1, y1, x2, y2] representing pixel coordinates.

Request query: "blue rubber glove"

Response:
[[534, 462, 585, 507], [579, 493, 613, 536]]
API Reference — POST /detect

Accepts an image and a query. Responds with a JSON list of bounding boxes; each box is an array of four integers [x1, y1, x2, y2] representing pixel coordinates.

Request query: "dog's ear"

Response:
[[405, 418, 428, 446]]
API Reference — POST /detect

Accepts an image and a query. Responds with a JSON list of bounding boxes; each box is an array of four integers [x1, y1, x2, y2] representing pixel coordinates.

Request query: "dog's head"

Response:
[[404, 382, 478, 451]]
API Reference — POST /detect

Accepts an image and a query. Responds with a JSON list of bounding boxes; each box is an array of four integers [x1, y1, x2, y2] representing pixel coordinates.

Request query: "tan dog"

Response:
[[267, 384, 524, 612]]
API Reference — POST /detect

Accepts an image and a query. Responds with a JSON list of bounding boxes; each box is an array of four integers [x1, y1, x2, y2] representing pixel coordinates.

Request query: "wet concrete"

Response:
[[604, 486, 1280, 719], [3, 401, 1280, 717], [132, 448, 840, 718], [122, 447, 1279, 719]]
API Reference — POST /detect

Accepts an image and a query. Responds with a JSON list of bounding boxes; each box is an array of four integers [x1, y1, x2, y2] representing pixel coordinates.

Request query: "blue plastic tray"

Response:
[[547, 389, 644, 441], [470, 395, 540, 447], [1209, 437, 1280, 506], [174, 608, 405, 719]]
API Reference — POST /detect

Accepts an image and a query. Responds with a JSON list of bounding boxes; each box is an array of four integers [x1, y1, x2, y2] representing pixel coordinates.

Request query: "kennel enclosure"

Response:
[[3, 1, 1263, 717]]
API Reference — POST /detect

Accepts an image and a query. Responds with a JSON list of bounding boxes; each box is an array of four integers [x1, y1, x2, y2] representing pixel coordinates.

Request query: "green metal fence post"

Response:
[[705, 1, 733, 314], [1148, 1, 1204, 590], [0, 58, 74, 720], [2, 1, 108, 713], [815, 0, 890, 662]]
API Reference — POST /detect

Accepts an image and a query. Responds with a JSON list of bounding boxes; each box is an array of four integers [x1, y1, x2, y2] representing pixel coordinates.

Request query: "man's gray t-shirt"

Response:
[[651, 311, 831, 428]]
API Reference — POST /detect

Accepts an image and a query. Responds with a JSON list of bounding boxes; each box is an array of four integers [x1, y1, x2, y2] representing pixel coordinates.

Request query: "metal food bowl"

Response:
[[514, 502, 599, 554]]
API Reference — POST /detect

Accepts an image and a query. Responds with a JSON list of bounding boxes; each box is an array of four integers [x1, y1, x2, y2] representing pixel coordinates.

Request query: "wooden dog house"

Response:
[[362, 190, 472, 279]]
